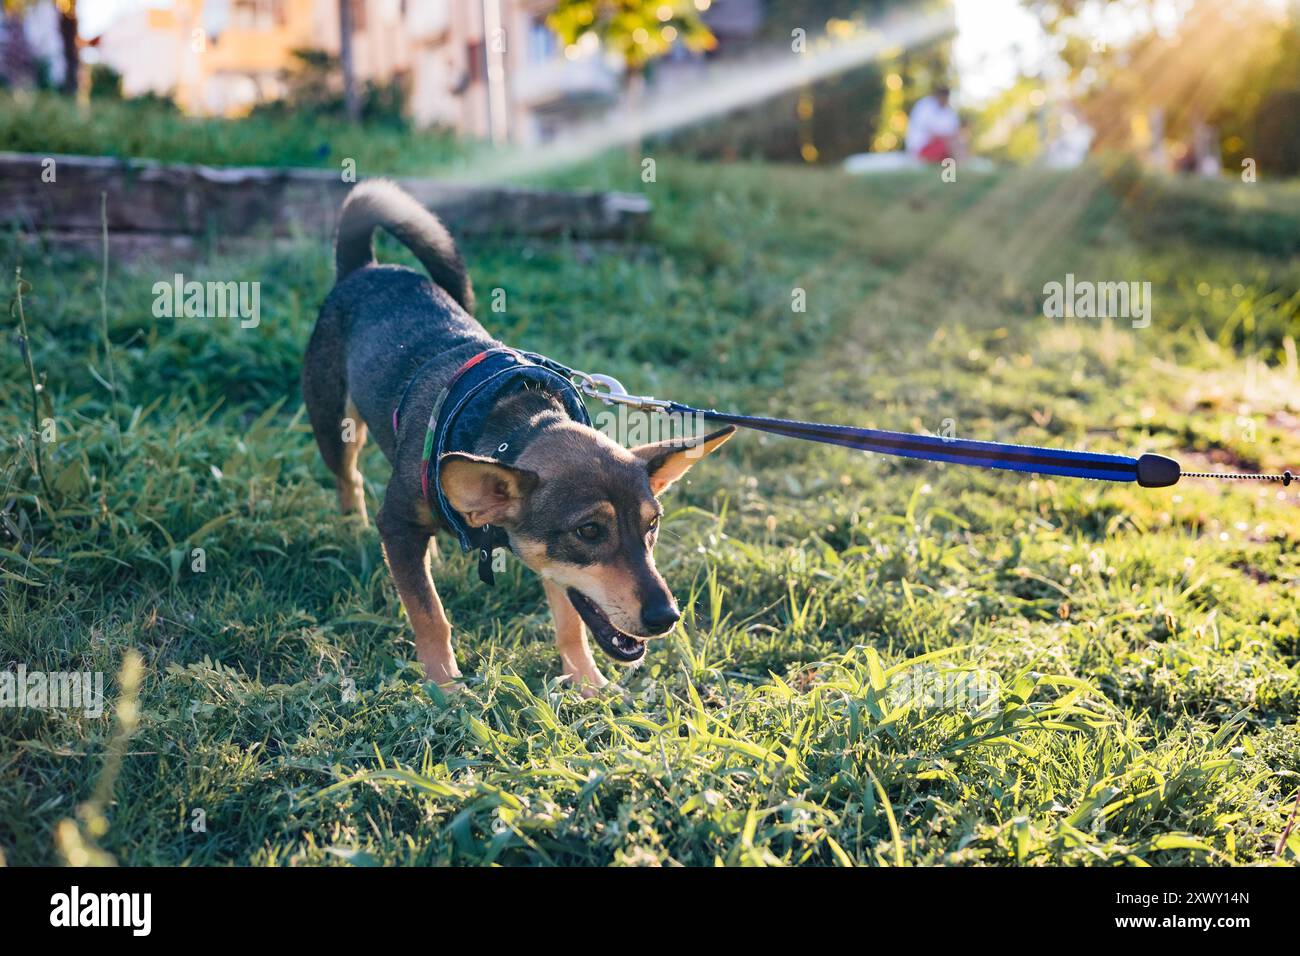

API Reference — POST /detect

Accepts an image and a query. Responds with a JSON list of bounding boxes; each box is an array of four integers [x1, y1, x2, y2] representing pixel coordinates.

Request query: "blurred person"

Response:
[[905, 85, 962, 163]]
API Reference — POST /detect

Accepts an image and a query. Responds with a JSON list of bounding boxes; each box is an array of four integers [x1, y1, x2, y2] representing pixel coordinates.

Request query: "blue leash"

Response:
[[568, 370, 1294, 489]]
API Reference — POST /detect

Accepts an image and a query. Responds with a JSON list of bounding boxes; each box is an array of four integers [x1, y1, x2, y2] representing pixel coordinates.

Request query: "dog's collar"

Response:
[[407, 347, 590, 586]]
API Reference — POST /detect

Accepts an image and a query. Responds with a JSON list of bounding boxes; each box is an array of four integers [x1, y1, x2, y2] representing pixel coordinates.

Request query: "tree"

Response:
[[2, 0, 80, 93], [547, 0, 715, 150], [338, 0, 360, 122], [1018, 0, 1300, 173], [547, 0, 715, 75]]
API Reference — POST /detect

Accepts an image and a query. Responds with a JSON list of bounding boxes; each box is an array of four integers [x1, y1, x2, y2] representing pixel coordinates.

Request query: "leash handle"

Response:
[[1136, 453, 1181, 488]]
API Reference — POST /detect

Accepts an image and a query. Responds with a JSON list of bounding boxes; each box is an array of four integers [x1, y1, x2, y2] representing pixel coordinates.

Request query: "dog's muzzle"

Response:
[[567, 589, 648, 662]]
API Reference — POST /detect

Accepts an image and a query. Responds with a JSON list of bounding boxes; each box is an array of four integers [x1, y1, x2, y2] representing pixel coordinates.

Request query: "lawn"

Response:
[[2, 155, 1299, 866], [0, 89, 468, 175]]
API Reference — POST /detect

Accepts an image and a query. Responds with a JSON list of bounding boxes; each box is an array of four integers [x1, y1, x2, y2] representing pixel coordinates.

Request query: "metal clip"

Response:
[[571, 370, 672, 412]]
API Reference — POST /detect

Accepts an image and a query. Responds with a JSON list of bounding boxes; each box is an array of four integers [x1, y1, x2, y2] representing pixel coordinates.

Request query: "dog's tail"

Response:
[[334, 179, 475, 313]]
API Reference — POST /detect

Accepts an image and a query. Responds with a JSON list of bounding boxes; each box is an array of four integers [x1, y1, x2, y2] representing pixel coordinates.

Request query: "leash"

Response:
[[393, 350, 1290, 587], [568, 370, 1296, 490]]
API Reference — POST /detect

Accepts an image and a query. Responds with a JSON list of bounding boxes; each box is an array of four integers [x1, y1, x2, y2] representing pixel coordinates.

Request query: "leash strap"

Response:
[[674, 405, 1297, 487], [565, 371, 1208, 487], [663, 402, 1176, 484]]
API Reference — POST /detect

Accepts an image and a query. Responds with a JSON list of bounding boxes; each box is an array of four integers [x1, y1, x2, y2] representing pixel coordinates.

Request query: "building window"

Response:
[[231, 0, 279, 31]]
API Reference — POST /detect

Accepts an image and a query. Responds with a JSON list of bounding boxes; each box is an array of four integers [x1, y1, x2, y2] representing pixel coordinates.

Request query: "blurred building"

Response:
[[408, 0, 627, 145], [95, 1, 360, 116], [0, 1, 67, 88], [86, 0, 763, 143]]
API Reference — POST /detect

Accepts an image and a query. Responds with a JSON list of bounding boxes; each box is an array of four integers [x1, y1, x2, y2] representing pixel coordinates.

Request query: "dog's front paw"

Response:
[[434, 677, 465, 697], [563, 671, 609, 699], [416, 648, 463, 687], [408, 658, 465, 702]]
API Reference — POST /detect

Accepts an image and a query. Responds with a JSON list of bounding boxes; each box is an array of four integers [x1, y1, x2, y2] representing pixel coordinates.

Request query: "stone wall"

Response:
[[0, 152, 651, 258]]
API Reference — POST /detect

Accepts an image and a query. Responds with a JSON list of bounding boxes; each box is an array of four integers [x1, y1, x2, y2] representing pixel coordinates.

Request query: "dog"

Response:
[[303, 180, 733, 694]]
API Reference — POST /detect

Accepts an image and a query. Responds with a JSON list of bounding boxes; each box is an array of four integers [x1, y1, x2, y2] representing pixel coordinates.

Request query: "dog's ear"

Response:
[[631, 426, 735, 495], [439, 453, 539, 527]]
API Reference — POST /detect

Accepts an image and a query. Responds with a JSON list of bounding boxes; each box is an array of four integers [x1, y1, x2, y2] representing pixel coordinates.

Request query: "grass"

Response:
[[2, 154, 1299, 866], [0, 90, 468, 175]]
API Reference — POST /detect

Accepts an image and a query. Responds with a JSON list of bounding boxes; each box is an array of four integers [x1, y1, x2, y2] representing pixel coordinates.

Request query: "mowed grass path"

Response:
[[2, 159, 1298, 865]]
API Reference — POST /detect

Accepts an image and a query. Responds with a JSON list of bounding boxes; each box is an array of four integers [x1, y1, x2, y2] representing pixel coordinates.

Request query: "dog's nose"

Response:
[[641, 600, 680, 635]]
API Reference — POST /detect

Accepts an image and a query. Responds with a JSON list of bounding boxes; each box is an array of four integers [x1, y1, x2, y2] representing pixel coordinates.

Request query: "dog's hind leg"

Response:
[[303, 306, 369, 523], [335, 397, 369, 521]]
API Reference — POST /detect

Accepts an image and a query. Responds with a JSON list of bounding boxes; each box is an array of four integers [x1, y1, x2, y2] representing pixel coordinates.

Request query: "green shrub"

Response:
[[0, 88, 466, 173], [248, 48, 410, 130], [88, 63, 123, 101]]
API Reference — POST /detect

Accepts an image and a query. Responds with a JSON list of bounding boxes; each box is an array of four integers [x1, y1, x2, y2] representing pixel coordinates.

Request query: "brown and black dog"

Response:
[[303, 180, 733, 694]]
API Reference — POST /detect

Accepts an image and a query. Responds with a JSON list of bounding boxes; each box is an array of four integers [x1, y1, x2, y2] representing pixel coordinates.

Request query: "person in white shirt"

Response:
[[905, 86, 962, 162]]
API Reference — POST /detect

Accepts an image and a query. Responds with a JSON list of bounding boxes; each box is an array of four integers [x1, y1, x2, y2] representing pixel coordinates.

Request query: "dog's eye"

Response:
[[575, 522, 604, 542], [647, 516, 660, 536]]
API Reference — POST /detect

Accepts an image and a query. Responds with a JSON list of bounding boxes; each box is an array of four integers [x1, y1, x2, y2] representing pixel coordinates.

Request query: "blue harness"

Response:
[[395, 347, 591, 585]]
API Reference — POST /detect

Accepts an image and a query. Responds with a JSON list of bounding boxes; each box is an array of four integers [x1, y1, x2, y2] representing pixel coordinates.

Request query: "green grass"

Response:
[[0, 90, 468, 175], [2, 157, 1299, 866]]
